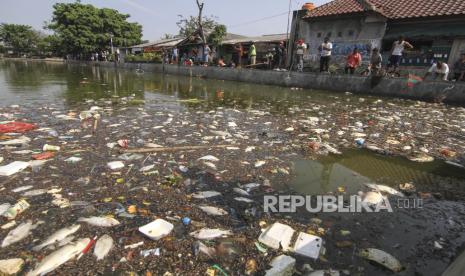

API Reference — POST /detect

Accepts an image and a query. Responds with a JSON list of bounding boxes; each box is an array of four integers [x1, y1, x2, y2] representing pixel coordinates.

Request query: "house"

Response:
[[219, 34, 288, 66], [176, 32, 247, 63], [289, 0, 465, 70]]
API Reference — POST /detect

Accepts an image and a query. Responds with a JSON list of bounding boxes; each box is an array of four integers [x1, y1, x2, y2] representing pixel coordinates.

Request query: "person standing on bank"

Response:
[[345, 48, 362, 74], [319, 37, 332, 72], [249, 42, 257, 66], [387, 36, 413, 76], [234, 43, 244, 67], [203, 44, 211, 64], [296, 39, 307, 72]]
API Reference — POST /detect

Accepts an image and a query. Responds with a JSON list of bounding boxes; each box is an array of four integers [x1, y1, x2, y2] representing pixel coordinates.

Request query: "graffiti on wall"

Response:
[[331, 39, 380, 58]]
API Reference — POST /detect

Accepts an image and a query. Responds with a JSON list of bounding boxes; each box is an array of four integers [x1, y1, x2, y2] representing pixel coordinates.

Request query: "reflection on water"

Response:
[[0, 59, 399, 111], [293, 149, 465, 198]]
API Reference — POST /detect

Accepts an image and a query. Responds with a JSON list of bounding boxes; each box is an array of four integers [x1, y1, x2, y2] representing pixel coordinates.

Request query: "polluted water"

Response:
[[0, 60, 464, 275]]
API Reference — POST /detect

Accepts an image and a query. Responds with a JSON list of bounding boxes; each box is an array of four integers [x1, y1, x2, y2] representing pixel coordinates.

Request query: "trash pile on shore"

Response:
[[0, 94, 465, 275]]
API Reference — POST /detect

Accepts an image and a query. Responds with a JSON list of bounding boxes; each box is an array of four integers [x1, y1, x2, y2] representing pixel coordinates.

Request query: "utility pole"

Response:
[[196, 0, 206, 44]]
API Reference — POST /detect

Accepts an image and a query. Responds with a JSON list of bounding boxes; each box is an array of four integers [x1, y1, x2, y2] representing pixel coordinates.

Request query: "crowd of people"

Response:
[[159, 36, 465, 82]]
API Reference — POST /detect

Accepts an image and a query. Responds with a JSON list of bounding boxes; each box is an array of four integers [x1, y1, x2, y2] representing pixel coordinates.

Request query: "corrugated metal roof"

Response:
[[129, 38, 184, 49], [222, 34, 288, 45]]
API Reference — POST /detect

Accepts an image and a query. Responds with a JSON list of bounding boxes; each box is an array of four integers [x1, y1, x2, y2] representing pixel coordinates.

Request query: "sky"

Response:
[[0, 0, 330, 40]]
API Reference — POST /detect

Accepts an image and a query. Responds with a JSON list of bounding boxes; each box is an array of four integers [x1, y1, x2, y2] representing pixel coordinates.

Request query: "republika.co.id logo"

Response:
[[263, 195, 403, 213]]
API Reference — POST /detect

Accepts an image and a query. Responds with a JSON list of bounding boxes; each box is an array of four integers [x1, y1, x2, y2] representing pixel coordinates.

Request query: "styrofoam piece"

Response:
[[139, 219, 174, 240], [258, 222, 295, 251], [293, 232, 322, 259]]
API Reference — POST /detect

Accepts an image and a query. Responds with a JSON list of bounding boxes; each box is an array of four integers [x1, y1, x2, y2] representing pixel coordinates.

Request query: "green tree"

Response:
[[47, 2, 142, 56], [0, 23, 40, 56], [176, 15, 227, 45]]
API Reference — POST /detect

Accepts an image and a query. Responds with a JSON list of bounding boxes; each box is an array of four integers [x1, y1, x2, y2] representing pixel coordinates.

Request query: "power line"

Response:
[[227, 12, 289, 28]]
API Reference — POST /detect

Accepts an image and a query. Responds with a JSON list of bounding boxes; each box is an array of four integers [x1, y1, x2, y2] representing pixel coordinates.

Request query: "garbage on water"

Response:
[[0, 258, 24, 275], [0, 161, 29, 176], [42, 144, 61, 152], [140, 248, 160, 257], [139, 219, 174, 240], [359, 248, 403, 272], [292, 232, 323, 259], [265, 255, 296, 276], [258, 222, 295, 251], [2, 199, 30, 220], [94, 234, 114, 260], [107, 161, 125, 170], [0, 122, 37, 133], [32, 152, 55, 160]]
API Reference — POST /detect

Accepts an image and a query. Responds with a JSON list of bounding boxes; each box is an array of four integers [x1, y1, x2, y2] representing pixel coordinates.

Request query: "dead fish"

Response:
[[33, 224, 80, 251], [78, 217, 120, 227], [193, 241, 216, 258], [26, 238, 90, 276], [12, 185, 33, 193], [365, 183, 404, 197], [191, 191, 222, 199], [359, 248, 402, 272], [46, 235, 75, 251], [1, 221, 33, 248], [94, 234, 114, 260], [197, 155, 219, 162], [233, 187, 250, 197], [234, 197, 254, 203], [210, 130, 231, 137], [0, 136, 30, 145], [198, 206, 228, 216], [22, 189, 47, 197], [245, 146, 255, 152], [408, 154, 434, 162], [362, 191, 386, 206], [322, 143, 342, 154], [202, 161, 217, 170], [189, 228, 232, 240]]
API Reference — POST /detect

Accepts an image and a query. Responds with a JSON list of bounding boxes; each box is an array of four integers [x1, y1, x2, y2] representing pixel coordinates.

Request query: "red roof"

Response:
[[304, 0, 465, 19]]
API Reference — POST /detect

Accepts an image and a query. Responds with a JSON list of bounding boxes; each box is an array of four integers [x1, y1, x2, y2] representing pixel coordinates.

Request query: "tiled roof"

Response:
[[304, 0, 465, 19]]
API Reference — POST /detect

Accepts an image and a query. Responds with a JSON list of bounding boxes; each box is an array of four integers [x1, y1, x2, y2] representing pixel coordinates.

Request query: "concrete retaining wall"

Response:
[[68, 60, 465, 104]]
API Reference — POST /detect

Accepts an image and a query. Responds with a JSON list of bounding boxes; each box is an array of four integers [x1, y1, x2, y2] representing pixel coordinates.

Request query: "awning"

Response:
[[384, 23, 465, 39]]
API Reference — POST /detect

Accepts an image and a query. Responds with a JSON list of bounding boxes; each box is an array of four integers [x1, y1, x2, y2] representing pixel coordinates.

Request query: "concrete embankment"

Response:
[[64, 60, 465, 104]]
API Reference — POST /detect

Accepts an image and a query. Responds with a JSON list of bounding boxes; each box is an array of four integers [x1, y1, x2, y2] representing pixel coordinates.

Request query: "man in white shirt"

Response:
[[387, 35, 413, 75], [295, 39, 307, 72], [424, 61, 449, 81], [318, 37, 332, 72]]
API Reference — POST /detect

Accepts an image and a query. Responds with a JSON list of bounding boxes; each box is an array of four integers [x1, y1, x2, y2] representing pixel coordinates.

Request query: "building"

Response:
[[290, 0, 465, 71], [219, 34, 288, 67]]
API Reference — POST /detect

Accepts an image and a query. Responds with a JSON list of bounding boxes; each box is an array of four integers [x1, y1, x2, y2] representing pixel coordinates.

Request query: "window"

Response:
[[317, 32, 322, 38], [348, 30, 354, 36], [327, 32, 332, 37], [337, 31, 343, 37]]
